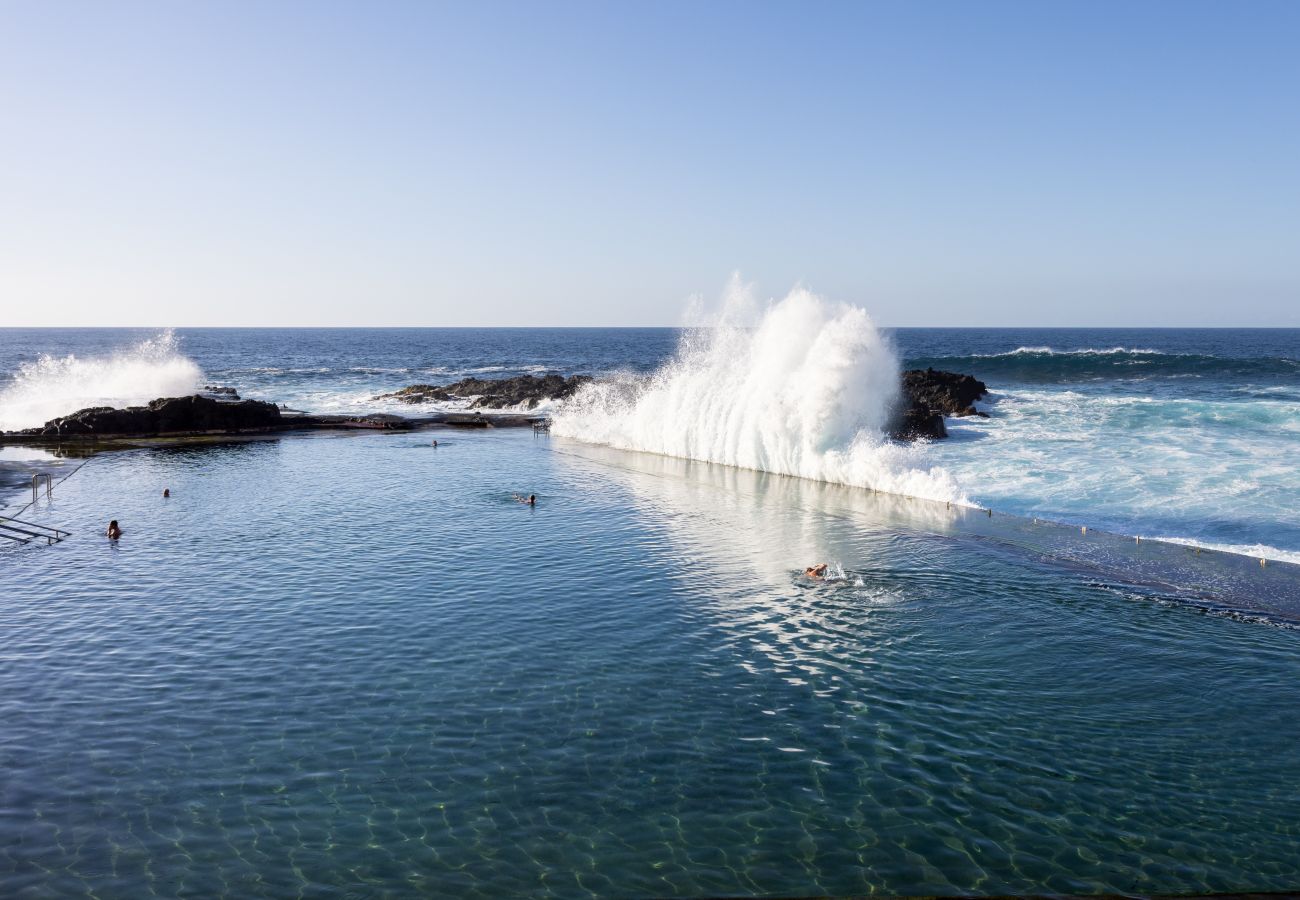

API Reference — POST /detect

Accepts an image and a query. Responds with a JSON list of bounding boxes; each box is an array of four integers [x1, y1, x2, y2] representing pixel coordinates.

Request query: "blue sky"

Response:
[[2, 1, 1297, 326]]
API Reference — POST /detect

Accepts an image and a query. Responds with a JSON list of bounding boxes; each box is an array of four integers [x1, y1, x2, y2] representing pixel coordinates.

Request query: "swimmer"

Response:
[[431, 440, 438, 448], [804, 563, 828, 579], [163, 488, 170, 498], [513, 493, 536, 506], [106, 520, 122, 540]]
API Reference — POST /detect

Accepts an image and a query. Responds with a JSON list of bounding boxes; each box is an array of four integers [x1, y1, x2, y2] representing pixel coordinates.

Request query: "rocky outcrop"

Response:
[[901, 368, 989, 418], [890, 399, 948, 441], [376, 373, 593, 410], [200, 385, 241, 400], [22, 395, 286, 437], [889, 369, 989, 441], [6, 368, 989, 445]]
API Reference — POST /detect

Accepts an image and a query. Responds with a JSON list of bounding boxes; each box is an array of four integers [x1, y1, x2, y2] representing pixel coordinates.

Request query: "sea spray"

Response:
[[553, 283, 965, 503], [0, 330, 203, 431]]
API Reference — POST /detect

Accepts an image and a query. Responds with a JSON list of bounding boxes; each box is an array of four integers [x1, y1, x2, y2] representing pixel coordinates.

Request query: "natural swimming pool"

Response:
[[2, 429, 1298, 898]]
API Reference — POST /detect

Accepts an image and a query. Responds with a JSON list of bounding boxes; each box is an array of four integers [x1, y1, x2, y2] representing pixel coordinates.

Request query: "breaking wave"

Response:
[[0, 330, 203, 431], [553, 282, 965, 503]]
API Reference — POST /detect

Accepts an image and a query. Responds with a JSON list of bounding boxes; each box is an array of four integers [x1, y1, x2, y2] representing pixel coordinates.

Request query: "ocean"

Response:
[[3, 323, 1297, 562], [1, 318, 1299, 897]]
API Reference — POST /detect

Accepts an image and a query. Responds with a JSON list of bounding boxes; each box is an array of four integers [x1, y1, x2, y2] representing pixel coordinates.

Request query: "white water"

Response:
[[554, 283, 965, 504], [973, 346, 1166, 357], [0, 331, 203, 431], [934, 389, 1300, 565]]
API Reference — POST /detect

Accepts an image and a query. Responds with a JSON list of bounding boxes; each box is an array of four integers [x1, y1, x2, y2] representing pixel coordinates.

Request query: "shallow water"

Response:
[[2, 430, 1298, 897]]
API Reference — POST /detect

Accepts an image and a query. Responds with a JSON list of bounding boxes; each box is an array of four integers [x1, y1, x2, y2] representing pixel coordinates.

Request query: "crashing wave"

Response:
[[0, 330, 203, 432], [553, 280, 965, 504]]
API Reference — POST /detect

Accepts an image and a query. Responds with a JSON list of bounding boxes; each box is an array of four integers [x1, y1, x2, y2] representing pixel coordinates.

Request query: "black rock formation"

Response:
[[890, 399, 949, 441], [377, 373, 593, 410], [889, 368, 990, 441], [901, 368, 989, 418], [22, 395, 286, 437]]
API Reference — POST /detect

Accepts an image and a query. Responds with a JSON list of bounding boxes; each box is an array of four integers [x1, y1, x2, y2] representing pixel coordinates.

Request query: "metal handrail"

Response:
[[0, 514, 70, 545], [32, 473, 53, 505]]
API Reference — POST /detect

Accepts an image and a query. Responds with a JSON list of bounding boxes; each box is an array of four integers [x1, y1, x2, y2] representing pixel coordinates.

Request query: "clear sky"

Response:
[[2, 0, 1298, 327]]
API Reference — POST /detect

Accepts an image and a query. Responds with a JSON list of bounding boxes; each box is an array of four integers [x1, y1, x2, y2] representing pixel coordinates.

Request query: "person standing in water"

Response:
[[106, 520, 122, 540]]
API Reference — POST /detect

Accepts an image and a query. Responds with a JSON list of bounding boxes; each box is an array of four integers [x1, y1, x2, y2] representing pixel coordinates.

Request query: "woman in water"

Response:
[[106, 520, 122, 540]]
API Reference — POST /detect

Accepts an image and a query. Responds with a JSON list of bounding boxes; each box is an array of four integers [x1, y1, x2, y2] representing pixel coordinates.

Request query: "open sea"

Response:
[[2, 323, 1299, 897]]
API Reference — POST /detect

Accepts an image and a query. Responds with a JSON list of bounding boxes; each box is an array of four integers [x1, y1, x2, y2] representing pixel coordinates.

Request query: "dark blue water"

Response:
[[2, 326, 1296, 400]]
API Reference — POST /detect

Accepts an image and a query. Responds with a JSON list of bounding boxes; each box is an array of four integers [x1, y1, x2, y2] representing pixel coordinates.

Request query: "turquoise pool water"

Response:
[[2, 430, 1298, 898]]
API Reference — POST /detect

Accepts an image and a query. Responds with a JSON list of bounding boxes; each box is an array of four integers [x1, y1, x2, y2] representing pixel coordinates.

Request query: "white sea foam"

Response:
[[972, 346, 1167, 358], [0, 330, 204, 431], [1148, 537, 1300, 567], [935, 387, 1300, 563], [553, 280, 965, 504]]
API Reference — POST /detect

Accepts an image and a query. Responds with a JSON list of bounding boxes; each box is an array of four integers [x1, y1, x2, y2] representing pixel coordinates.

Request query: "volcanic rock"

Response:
[[377, 373, 593, 410], [901, 368, 988, 417], [889, 399, 949, 441], [26, 395, 284, 437], [889, 368, 989, 441]]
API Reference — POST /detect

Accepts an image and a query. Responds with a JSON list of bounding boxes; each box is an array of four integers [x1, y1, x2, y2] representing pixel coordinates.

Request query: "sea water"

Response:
[[1, 429, 1298, 897], [1, 321, 1296, 560]]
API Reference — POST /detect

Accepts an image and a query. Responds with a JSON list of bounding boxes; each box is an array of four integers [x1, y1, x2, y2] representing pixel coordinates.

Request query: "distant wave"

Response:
[[909, 347, 1299, 383], [0, 330, 203, 431], [554, 281, 965, 504], [978, 345, 1166, 357]]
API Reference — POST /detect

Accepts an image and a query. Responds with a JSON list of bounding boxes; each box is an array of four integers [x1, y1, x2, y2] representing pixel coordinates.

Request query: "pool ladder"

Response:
[[0, 474, 70, 545], [32, 473, 53, 504], [0, 515, 69, 545]]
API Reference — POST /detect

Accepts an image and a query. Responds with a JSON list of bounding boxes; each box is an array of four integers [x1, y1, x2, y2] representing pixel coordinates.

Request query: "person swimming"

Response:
[[163, 488, 170, 498], [513, 493, 536, 506], [804, 563, 828, 579], [106, 520, 122, 540]]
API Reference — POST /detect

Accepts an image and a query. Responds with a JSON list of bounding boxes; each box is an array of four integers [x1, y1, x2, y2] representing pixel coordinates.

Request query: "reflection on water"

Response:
[[0, 446, 62, 462], [2, 430, 1298, 898], [555, 439, 1300, 624]]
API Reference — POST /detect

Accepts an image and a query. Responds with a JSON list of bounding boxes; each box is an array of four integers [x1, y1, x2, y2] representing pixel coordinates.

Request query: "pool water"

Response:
[[2, 430, 1298, 898]]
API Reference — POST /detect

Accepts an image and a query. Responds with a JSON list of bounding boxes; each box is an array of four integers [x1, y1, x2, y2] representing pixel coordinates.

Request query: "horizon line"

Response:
[[4, 324, 1300, 330]]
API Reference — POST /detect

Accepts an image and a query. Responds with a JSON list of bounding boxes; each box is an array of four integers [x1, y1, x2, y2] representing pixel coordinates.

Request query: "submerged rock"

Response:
[[376, 373, 593, 410], [23, 395, 285, 437], [342, 413, 413, 430]]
